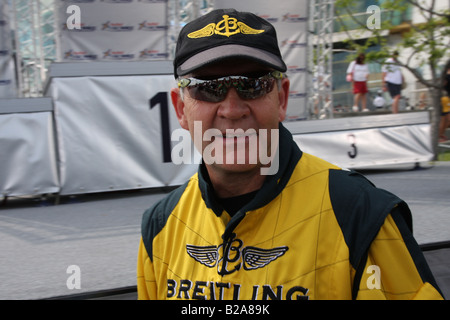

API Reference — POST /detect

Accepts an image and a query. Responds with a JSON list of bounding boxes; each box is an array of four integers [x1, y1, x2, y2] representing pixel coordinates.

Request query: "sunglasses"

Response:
[[177, 71, 284, 103]]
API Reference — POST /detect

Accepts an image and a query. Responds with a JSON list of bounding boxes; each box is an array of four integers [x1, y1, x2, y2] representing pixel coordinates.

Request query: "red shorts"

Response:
[[353, 81, 368, 94]]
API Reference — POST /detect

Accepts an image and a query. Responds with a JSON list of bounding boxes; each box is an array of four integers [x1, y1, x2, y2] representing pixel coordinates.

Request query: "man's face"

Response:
[[171, 60, 290, 176]]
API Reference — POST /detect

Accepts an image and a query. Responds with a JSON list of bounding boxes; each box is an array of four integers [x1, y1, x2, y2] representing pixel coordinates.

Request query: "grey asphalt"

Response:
[[0, 162, 449, 300]]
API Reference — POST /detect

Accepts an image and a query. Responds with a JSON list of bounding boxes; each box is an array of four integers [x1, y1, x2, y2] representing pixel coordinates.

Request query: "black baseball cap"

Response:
[[173, 8, 287, 78]]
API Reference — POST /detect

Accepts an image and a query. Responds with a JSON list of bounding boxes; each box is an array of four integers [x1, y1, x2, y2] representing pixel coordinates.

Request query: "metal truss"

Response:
[[167, 0, 214, 59], [308, 0, 334, 119], [9, 0, 57, 97]]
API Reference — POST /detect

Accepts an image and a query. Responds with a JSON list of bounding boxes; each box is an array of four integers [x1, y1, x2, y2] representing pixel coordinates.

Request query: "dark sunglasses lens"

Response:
[[188, 82, 227, 102], [237, 78, 275, 100], [185, 75, 277, 102]]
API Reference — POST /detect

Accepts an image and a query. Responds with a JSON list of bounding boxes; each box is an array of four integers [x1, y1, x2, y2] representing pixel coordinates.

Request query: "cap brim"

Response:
[[176, 44, 287, 77]]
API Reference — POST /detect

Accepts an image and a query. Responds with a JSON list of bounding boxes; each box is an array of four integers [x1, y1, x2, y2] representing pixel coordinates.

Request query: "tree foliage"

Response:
[[335, 0, 450, 90], [335, 0, 450, 157]]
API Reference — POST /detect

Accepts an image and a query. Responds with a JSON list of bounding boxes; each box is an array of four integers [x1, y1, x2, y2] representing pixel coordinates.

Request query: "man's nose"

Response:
[[216, 88, 251, 120]]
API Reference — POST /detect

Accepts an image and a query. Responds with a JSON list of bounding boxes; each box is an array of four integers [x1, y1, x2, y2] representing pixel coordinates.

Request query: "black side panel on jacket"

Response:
[[141, 181, 189, 261], [328, 169, 410, 268]]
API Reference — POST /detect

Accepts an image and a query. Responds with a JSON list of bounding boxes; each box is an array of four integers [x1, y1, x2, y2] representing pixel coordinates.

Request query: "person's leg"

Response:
[[361, 93, 368, 111], [353, 93, 360, 112], [387, 82, 401, 113], [392, 94, 400, 113]]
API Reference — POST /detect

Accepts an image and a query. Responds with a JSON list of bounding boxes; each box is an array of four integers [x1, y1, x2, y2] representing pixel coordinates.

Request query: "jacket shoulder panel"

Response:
[[328, 169, 410, 267], [141, 180, 190, 261]]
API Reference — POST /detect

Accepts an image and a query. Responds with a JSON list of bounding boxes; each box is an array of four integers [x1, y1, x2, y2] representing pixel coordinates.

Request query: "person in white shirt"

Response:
[[347, 53, 370, 112], [382, 51, 404, 113]]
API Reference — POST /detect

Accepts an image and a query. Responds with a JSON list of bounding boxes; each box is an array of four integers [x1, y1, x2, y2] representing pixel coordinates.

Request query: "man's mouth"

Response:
[[218, 130, 258, 144], [222, 131, 258, 138]]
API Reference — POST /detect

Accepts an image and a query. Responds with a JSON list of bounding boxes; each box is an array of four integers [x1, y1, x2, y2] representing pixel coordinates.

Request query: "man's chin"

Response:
[[206, 162, 262, 175]]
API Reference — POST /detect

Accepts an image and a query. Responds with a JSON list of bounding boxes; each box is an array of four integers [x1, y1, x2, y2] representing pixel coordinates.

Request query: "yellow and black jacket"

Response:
[[137, 124, 443, 300]]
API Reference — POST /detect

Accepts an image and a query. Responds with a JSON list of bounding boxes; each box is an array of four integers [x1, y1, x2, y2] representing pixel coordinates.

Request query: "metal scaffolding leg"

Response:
[[10, 0, 57, 97], [167, 0, 213, 59], [308, 0, 334, 119]]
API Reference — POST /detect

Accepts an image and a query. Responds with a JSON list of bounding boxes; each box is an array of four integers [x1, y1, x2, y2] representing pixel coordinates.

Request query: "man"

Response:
[[137, 9, 443, 300], [382, 51, 404, 113]]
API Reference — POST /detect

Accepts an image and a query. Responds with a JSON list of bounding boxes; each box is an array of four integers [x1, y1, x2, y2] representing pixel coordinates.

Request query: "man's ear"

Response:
[[278, 78, 290, 122], [171, 87, 188, 130]]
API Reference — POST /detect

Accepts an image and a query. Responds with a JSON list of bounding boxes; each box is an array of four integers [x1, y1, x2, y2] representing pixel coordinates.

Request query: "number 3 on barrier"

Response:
[[347, 134, 357, 159], [149, 92, 172, 163]]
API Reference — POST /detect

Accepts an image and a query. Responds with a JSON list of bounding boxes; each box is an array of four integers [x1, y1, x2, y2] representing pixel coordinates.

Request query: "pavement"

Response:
[[0, 162, 449, 300]]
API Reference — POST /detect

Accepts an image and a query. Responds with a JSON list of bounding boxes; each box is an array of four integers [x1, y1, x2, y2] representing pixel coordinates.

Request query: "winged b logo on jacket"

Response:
[[186, 234, 289, 276]]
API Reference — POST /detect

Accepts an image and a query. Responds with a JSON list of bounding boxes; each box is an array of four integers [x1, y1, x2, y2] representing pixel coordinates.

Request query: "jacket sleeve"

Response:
[[355, 210, 444, 300], [136, 183, 188, 300], [328, 169, 444, 300], [137, 237, 157, 300]]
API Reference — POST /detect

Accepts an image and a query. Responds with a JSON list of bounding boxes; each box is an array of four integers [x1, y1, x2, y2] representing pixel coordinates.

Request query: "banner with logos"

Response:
[[0, 1, 16, 98], [0, 99, 59, 198], [57, 0, 168, 62], [214, 0, 309, 120]]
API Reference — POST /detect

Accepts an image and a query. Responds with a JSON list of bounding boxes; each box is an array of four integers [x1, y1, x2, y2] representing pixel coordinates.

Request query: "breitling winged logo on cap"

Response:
[[186, 235, 288, 276], [188, 14, 265, 38]]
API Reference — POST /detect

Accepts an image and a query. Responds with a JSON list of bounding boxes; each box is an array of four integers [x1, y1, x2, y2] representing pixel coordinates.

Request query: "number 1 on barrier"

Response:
[[150, 92, 172, 163]]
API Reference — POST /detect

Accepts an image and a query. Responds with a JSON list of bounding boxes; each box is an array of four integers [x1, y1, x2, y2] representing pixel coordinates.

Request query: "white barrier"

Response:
[[285, 112, 434, 169], [0, 61, 434, 199], [47, 61, 198, 195], [0, 98, 59, 199]]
